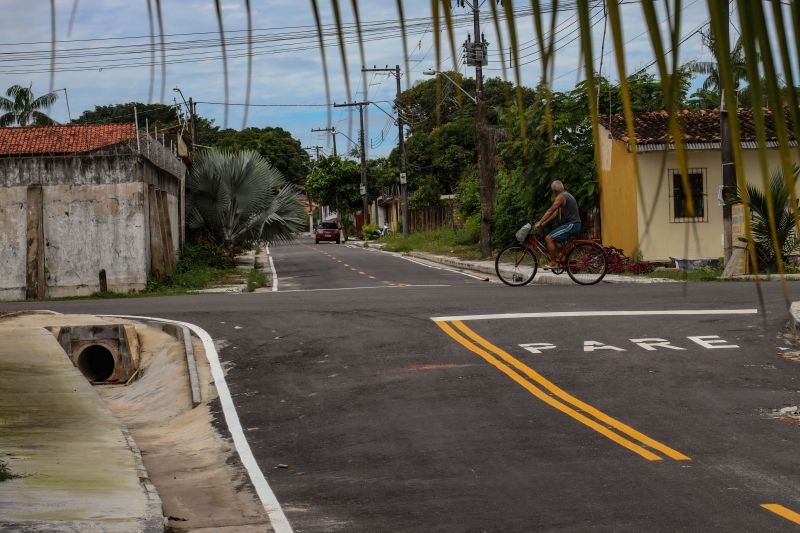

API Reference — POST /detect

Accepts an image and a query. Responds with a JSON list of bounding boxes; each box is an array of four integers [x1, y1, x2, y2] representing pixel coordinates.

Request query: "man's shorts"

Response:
[[548, 223, 581, 242]]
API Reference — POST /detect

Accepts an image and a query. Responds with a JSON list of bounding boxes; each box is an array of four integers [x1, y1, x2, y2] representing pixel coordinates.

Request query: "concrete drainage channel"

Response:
[[18, 313, 281, 532], [51, 324, 142, 384]]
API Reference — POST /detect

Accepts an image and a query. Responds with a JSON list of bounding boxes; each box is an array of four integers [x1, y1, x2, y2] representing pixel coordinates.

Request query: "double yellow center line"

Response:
[[435, 319, 690, 462]]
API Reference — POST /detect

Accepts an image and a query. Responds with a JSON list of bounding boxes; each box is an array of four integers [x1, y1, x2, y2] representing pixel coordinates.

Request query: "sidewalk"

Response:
[[0, 319, 163, 532]]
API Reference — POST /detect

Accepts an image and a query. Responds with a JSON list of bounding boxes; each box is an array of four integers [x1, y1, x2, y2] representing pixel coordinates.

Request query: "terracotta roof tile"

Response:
[[0, 123, 136, 155], [603, 108, 797, 145]]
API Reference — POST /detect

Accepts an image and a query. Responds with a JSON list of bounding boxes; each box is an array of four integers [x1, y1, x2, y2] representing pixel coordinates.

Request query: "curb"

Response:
[[180, 325, 202, 407], [790, 302, 800, 333], [145, 321, 202, 407], [403, 251, 679, 285], [121, 426, 167, 532]]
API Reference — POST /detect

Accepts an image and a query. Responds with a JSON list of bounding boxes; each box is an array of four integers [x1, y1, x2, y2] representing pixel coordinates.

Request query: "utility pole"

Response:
[[361, 65, 408, 237], [334, 101, 370, 226], [719, 5, 735, 265], [188, 98, 197, 149], [311, 127, 337, 157], [460, 0, 493, 257], [303, 145, 324, 164]]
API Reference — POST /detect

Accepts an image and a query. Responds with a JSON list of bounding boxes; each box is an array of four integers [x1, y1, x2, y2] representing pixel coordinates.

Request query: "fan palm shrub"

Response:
[[735, 165, 800, 271], [186, 148, 306, 258]]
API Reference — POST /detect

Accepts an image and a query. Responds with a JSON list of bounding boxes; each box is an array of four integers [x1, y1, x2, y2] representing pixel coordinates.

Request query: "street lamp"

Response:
[[422, 69, 477, 104]]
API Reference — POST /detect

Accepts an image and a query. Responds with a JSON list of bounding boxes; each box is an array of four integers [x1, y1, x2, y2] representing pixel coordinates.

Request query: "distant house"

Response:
[[598, 108, 800, 261], [0, 123, 186, 300]]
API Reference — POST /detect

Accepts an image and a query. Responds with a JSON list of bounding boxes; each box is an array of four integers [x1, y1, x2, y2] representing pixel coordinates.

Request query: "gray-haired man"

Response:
[[533, 180, 581, 269]]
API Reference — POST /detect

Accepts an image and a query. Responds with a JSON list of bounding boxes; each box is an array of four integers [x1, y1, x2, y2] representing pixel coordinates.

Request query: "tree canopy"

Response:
[[0, 84, 58, 127], [214, 126, 310, 186]]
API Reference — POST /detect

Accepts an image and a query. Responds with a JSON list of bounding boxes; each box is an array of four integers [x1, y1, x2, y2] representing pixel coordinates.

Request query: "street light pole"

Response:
[[422, 70, 477, 103]]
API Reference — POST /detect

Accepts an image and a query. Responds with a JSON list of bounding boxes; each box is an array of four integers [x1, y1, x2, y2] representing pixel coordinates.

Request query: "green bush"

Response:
[[493, 170, 532, 249], [362, 223, 377, 239], [456, 171, 480, 220], [177, 242, 233, 272]]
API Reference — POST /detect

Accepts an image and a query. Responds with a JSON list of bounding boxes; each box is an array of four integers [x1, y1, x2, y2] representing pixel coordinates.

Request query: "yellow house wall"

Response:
[[636, 149, 800, 261], [598, 128, 639, 255]]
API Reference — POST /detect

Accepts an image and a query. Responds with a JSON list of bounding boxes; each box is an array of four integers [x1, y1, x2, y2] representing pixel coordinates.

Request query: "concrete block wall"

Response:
[[0, 150, 182, 301], [0, 186, 27, 301], [43, 182, 149, 298]]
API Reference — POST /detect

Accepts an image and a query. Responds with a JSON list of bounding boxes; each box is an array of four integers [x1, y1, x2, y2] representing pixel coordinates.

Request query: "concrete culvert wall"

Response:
[[77, 345, 116, 382]]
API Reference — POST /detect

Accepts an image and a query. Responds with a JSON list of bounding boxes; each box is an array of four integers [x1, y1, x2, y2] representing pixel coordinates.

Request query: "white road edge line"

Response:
[[266, 244, 278, 292], [431, 309, 759, 322], [99, 314, 293, 533], [279, 284, 451, 293]]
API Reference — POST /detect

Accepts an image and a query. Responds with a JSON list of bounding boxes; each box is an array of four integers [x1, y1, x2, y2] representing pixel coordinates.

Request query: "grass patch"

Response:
[[380, 228, 483, 259], [246, 269, 268, 292]]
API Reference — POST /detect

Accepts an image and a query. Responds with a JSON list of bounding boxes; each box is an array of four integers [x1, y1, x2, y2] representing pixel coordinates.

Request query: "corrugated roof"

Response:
[[603, 108, 797, 145], [0, 123, 136, 156]]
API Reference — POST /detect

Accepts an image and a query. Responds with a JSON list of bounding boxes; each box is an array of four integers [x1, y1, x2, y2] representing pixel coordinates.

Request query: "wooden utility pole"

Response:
[[312, 127, 338, 157], [462, 0, 494, 257], [333, 101, 370, 225], [304, 145, 323, 160], [361, 65, 409, 237], [188, 97, 197, 149]]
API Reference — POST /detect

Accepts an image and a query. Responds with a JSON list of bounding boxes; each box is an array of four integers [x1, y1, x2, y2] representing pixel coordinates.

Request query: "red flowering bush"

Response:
[[604, 246, 655, 274]]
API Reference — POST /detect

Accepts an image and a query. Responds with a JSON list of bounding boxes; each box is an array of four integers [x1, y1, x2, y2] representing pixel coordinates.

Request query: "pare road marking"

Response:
[[520, 336, 740, 354]]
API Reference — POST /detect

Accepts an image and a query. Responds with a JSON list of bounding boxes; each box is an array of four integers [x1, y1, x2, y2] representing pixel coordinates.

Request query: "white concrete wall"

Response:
[[636, 149, 800, 261], [0, 186, 27, 301], [43, 182, 149, 297]]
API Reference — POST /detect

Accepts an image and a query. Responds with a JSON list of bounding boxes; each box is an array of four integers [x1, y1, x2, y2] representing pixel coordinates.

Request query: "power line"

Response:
[[195, 100, 394, 108]]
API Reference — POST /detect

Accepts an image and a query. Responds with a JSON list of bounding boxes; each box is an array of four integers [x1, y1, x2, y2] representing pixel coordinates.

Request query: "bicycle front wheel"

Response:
[[566, 242, 608, 285], [495, 244, 538, 286]]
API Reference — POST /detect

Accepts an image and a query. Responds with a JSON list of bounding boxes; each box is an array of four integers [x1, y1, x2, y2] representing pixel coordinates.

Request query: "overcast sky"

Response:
[[0, 0, 755, 158]]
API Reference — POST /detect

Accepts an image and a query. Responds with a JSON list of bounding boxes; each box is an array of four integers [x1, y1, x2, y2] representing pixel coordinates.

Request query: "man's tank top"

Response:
[[560, 192, 581, 225]]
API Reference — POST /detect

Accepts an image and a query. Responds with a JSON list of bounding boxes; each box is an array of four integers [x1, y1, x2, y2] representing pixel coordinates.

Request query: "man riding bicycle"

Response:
[[533, 180, 581, 270]]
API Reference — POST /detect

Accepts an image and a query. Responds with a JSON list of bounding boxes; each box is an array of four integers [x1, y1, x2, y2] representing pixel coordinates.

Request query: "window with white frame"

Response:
[[669, 168, 707, 222]]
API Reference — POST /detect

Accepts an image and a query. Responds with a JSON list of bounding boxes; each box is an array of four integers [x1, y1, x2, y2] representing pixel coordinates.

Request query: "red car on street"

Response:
[[315, 221, 341, 244]]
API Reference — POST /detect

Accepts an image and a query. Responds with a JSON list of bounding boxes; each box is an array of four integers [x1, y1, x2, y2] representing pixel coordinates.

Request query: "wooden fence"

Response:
[[408, 205, 459, 233]]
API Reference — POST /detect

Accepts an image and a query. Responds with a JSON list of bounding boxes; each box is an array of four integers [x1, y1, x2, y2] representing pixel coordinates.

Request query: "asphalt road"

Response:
[[3, 236, 800, 532]]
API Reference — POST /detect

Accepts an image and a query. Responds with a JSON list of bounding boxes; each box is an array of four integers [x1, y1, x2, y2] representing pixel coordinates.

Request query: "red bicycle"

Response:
[[495, 227, 608, 286]]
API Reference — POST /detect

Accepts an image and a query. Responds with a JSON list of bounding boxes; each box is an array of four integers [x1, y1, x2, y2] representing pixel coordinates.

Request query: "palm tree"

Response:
[[735, 165, 800, 271], [186, 148, 306, 258], [0, 84, 58, 127], [684, 35, 749, 107]]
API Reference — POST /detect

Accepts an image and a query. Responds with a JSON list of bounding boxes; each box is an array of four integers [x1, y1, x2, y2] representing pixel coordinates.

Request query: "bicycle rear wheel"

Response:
[[566, 242, 608, 285], [495, 244, 538, 286]]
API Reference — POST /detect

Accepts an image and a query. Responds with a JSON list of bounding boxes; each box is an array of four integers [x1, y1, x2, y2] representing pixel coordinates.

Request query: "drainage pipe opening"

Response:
[[77, 345, 115, 382]]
